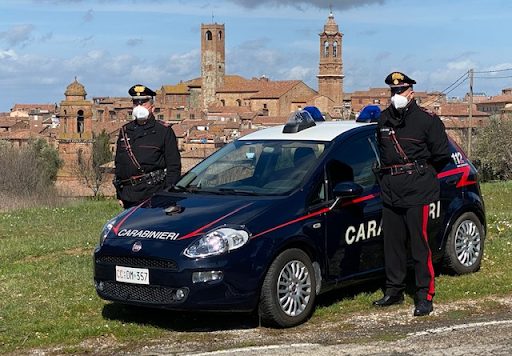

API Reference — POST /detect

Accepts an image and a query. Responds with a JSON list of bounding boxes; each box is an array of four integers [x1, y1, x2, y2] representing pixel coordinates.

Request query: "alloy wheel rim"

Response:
[[277, 260, 312, 317], [454, 219, 481, 267]]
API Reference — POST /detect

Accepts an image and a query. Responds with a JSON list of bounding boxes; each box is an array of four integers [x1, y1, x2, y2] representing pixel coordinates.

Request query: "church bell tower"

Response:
[[317, 11, 344, 107], [201, 23, 225, 110]]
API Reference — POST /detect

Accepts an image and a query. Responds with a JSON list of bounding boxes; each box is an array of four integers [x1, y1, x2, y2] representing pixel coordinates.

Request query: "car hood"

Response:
[[110, 192, 277, 242]]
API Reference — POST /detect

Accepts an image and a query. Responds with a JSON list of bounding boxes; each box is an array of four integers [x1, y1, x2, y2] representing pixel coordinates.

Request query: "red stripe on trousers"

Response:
[[422, 204, 435, 301]]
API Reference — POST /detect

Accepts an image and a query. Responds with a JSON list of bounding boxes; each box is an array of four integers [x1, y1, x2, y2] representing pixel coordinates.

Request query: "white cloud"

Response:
[[0, 24, 35, 47], [226, 0, 386, 10], [166, 49, 200, 77], [279, 65, 314, 82], [0, 49, 17, 59]]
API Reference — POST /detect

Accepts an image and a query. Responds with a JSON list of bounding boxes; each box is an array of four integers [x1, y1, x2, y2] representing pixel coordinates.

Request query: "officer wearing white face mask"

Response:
[[113, 84, 181, 208], [373, 72, 450, 317]]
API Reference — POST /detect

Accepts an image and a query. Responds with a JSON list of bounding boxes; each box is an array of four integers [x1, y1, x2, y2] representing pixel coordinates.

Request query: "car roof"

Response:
[[239, 121, 375, 142]]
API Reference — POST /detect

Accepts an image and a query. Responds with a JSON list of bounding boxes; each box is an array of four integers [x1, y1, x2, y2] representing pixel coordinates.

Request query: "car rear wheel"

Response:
[[443, 212, 485, 274], [258, 248, 316, 328]]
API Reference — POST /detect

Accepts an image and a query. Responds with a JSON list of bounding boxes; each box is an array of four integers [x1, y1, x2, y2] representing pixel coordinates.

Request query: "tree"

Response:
[[30, 139, 63, 184], [473, 114, 512, 181], [76, 130, 113, 197], [0, 139, 63, 210]]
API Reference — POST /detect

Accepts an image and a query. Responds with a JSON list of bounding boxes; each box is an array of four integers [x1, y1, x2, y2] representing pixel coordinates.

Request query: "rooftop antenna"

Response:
[[212, 12, 214, 23]]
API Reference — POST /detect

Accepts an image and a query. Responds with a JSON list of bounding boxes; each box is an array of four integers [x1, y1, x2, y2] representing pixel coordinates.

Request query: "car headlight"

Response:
[[184, 227, 250, 258], [100, 217, 118, 246]]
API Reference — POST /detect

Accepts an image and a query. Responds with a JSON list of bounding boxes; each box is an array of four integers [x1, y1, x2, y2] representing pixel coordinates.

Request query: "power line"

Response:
[[439, 71, 469, 94], [474, 74, 512, 79], [423, 72, 469, 107], [473, 67, 512, 74]]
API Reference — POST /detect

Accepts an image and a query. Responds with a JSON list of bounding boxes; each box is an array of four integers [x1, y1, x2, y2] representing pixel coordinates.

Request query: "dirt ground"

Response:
[[24, 294, 512, 355]]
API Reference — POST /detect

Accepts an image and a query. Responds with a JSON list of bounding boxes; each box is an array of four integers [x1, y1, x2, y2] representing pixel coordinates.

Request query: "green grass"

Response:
[[1, 182, 512, 353]]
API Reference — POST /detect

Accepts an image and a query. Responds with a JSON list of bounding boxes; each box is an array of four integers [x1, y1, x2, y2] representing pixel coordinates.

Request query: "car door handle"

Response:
[[304, 221, 322, 230]]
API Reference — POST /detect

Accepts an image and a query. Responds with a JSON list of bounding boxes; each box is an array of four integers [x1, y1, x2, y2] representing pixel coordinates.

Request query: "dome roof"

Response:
[[65, 78, 87, 97]]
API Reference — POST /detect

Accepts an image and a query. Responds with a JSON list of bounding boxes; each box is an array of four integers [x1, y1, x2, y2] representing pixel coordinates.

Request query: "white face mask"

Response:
[[132, 105, 150, 120], [390, 94, 409, 109]]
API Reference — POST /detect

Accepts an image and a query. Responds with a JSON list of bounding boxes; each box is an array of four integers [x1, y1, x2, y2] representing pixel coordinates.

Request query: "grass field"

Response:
[[0, 182, 511, 353]]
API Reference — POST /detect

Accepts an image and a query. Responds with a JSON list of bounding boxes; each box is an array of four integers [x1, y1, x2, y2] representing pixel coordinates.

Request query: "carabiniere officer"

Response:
[[373, 72, 451, 316], [113, 84, 181, 209]]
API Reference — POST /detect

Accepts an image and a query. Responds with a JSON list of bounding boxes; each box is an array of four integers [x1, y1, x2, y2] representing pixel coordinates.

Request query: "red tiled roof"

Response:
[[239, 128, 259, 137], [0, 119, 19, 128], [252, 116, 288, 125], [208, 105, 254, 114], [92, 121, 125, 136], [0, 129, 44, 140], [12, 103, 56, 112], [250, 80, 302, 99], [162, 83, 189, 94], [438, 103, 488, 117], [181, 148, 218, 158], [170, 123, 188, 137], [477, 94, 512, 104], [185, 77, 202, 87]]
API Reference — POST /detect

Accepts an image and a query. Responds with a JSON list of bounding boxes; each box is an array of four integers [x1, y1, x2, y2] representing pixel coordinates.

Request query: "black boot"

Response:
[[413, 300, 433, 316], [372, 294, 404, 307]]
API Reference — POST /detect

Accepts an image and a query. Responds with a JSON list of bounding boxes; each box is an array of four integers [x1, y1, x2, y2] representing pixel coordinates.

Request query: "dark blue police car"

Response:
[[94, 109, 486, 327]]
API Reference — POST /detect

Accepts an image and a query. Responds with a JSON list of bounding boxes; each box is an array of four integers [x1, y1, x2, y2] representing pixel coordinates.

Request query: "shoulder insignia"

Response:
[[420, 106, 436, 117], [156, 120, 170, 127]]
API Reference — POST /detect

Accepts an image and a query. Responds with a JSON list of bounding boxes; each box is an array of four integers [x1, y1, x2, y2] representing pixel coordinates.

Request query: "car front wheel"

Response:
[[443, 212, 485, 274], [258, 248, 316, 328]]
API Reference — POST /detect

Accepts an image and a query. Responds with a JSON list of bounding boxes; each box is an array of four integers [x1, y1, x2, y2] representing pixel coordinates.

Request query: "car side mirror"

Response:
[[333, 181, 363, 199]]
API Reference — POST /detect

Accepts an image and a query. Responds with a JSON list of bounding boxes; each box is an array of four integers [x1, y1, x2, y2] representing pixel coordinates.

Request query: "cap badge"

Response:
[[134, 85, 146, 96], [392, 72, 404, 85]]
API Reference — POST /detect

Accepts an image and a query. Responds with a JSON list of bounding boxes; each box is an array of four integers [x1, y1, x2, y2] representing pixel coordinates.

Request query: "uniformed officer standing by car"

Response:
[[373, 72, 450, 316], [113, 84, 181, 209]]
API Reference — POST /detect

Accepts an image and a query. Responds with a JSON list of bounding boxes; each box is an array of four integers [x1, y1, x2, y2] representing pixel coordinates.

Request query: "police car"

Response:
[[94, 107, 486, 327]]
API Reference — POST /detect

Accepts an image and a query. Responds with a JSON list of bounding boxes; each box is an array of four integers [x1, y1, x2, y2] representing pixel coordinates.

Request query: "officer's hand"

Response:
[[118, 200, 124, 208]]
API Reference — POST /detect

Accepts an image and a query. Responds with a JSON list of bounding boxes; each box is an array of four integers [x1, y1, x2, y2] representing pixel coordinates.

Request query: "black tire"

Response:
[[258, 248, 316, 328], [443, 212, 485, 275]]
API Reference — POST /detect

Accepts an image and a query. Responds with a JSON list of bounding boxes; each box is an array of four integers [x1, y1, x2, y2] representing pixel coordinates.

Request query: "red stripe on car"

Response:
[[437, 165, 476, 188], [178, 202, 254, 240]]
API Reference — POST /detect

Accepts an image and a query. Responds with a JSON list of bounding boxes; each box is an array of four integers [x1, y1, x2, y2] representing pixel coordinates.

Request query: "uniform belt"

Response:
[[115, 169, 167, 187], [380, 161, 427, 176]]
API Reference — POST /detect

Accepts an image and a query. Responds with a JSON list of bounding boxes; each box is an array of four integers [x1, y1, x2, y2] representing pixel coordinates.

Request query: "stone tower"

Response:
[[317, 11, 344, 107], [58, 78, 93, 140], [55, 78, 95, 197], [201, 23, 225, 110]]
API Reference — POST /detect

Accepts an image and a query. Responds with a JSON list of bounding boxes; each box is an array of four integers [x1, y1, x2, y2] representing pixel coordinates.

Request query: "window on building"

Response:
[[373, 99, 380, 104], [324, 41, 329, 57], [333, 41, 338, 57], [176, 113, 181, 120], [236, 99, 242, 107], [77, 110, 84, 134], [221, 99, 225, 106], [263, 103, 268, 109], [206, 30, 212, 41], [158, 114, 164, 120], [109, 111, 116, 121], [218, 30, 222, 40]]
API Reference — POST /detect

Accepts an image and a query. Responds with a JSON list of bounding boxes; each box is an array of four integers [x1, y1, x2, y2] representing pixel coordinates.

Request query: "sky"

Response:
[[1, 0, 511, 112]]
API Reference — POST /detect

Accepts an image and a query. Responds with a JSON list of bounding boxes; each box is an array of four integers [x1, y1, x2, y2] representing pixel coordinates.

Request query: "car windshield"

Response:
[[177, 140, 329, 195]]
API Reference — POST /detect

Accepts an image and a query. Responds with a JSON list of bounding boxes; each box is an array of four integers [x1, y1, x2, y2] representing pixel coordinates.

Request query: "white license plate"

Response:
[[115, 266, 149, 285]]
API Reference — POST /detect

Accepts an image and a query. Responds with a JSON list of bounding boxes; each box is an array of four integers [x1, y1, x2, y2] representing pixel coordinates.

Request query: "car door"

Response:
[[323, 130, 384, 282]]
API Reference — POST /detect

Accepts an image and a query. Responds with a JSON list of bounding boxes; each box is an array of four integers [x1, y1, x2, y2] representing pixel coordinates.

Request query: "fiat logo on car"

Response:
[[132, 241, 142, 253]]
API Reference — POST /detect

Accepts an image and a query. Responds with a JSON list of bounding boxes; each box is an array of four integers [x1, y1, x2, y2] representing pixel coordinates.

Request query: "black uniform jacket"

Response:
[[114, 117, 181, 204], [376, 101, 450, 208]]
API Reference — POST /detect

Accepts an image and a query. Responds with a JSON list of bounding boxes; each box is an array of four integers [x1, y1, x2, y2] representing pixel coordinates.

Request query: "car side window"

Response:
[[327, 132, 379, 197]]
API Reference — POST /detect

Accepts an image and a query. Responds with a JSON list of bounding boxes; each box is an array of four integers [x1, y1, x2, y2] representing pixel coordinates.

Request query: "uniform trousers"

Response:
[[382, 203, 436, 302]]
